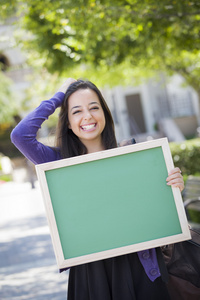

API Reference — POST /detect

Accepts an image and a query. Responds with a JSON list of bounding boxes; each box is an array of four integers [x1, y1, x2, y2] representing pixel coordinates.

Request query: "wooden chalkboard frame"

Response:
[[36, 138, 191, 269]]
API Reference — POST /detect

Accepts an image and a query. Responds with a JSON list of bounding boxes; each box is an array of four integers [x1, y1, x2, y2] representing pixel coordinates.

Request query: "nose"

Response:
[[83, 109, 92, 120]]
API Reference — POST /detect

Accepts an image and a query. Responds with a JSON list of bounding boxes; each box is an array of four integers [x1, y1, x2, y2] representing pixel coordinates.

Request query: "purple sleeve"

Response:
[[11, 92, 65, 165], [137, 249, 161, 282]]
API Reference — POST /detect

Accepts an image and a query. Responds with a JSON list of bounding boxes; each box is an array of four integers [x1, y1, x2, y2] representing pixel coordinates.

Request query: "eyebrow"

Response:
[[70, 102, 100, 112], [70, 105, 81, 112]]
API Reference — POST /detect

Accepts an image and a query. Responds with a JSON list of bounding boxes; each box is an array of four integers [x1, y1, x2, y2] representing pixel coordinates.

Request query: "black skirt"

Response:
[[67, 252, 171, 300]]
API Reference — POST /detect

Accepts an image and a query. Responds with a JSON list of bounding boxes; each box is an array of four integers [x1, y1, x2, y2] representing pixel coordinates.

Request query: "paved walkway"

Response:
[[0, 180, 68, 300]]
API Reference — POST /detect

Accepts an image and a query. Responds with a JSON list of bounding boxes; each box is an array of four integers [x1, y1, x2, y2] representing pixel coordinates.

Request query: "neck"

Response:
[[83, 139, 105, 154]]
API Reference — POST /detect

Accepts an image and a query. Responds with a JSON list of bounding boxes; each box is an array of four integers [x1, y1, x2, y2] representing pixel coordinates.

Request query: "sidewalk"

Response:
[[0, 180, 68, 300]]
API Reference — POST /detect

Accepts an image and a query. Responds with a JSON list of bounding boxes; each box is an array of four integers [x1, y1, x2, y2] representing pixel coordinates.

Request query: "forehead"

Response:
[[68, 88, 101, 108]]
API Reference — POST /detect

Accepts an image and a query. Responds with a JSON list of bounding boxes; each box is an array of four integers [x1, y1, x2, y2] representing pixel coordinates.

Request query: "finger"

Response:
[[167, 178, 184, 192], [166, 172, 183, 182], [167, 183, 184, 192], [167, 178, 183, 185], [58, 78, 77, 93], [168, 167, 181, 176]]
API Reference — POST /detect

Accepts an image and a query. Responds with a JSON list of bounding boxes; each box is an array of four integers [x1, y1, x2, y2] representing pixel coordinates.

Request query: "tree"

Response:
[[1, 1, 200, 103], [0, 71, 17, 124]]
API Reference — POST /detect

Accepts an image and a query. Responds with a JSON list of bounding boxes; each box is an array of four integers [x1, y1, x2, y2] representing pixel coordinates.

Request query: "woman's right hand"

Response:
[[57, 78, 77, 93]]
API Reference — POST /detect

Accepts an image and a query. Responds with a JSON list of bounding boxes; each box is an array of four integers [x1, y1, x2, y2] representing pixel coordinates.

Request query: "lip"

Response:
[[80, 123, 97, 132]]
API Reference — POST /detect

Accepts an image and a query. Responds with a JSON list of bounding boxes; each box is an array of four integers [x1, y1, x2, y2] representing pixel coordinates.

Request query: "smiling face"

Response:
[[67, 88, 106, 152]]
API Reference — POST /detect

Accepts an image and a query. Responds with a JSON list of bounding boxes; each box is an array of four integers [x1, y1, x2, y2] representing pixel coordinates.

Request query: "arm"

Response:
[[11, 78, 77, 165], [11, 92, 64, 165]]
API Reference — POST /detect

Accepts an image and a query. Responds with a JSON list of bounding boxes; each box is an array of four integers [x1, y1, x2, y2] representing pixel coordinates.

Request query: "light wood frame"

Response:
[[36, 138, 191, 269]]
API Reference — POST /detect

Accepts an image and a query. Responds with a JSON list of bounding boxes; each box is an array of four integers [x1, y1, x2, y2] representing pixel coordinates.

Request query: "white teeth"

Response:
[[81, 124, 95, 130]]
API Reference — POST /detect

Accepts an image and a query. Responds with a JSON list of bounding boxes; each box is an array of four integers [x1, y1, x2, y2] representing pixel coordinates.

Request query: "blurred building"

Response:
[[103, 74, 199, 143]]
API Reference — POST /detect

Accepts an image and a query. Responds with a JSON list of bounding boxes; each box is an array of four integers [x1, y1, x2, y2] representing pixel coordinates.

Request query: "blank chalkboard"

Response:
[[36, 138, 190, 269]]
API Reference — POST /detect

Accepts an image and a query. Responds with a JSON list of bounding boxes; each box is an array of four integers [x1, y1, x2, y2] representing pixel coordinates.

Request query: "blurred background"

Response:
[[0, 1, 200, 299]]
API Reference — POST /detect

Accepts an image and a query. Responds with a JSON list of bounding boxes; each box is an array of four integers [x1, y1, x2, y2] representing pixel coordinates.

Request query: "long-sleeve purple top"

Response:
[[10, 91, 161, 282]]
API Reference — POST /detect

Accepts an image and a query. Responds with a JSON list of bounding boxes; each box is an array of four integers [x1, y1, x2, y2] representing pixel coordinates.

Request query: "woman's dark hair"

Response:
[[55, 80, 117, 158]]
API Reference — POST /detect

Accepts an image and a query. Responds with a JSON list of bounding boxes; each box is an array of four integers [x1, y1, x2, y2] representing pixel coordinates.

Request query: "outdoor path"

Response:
[[0, 179, 68, 300]]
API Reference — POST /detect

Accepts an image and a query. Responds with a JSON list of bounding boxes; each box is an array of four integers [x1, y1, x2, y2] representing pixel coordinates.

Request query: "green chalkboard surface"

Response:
[[36, 138, 191, 268]]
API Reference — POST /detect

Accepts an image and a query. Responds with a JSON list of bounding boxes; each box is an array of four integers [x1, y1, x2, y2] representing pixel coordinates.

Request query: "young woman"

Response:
[[11, 78, 184, 300]]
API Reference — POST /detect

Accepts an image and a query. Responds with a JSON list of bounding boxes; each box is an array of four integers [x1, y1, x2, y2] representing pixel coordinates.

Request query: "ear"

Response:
[[68, 122, 72, 129]]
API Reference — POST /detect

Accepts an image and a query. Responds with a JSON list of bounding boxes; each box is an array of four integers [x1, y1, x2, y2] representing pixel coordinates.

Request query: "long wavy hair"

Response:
[[55, 80, 117, 158]]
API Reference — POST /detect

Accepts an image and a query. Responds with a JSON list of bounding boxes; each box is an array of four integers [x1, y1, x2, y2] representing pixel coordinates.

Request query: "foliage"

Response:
[[170, 138, 200, 224], [1, 1, 200, 92], [0, 174, 12, 182], [170, 138, 200, 176], [0, 71, 18, 124], [187, 209, 200, 224]]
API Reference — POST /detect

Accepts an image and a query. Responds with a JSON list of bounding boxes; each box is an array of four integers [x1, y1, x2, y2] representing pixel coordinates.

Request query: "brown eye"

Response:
[[72, 110, 81, 115], [90, 106, 99, 110]]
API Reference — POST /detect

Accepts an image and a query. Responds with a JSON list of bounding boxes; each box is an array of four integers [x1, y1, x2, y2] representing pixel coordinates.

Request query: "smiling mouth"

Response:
[[81, 124, 96, 131]]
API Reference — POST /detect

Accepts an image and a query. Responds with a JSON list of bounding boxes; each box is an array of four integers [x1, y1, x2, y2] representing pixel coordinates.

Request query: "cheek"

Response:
[[102, 112, 106, 124], [100, 113, 106, 130], [68, 116, 81, 132], [68, 116, 76, 131], [103, 116, 106, 126]]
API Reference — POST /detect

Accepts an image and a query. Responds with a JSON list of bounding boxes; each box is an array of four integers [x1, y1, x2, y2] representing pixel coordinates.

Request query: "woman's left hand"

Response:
[[166, 167, 184, 192]]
